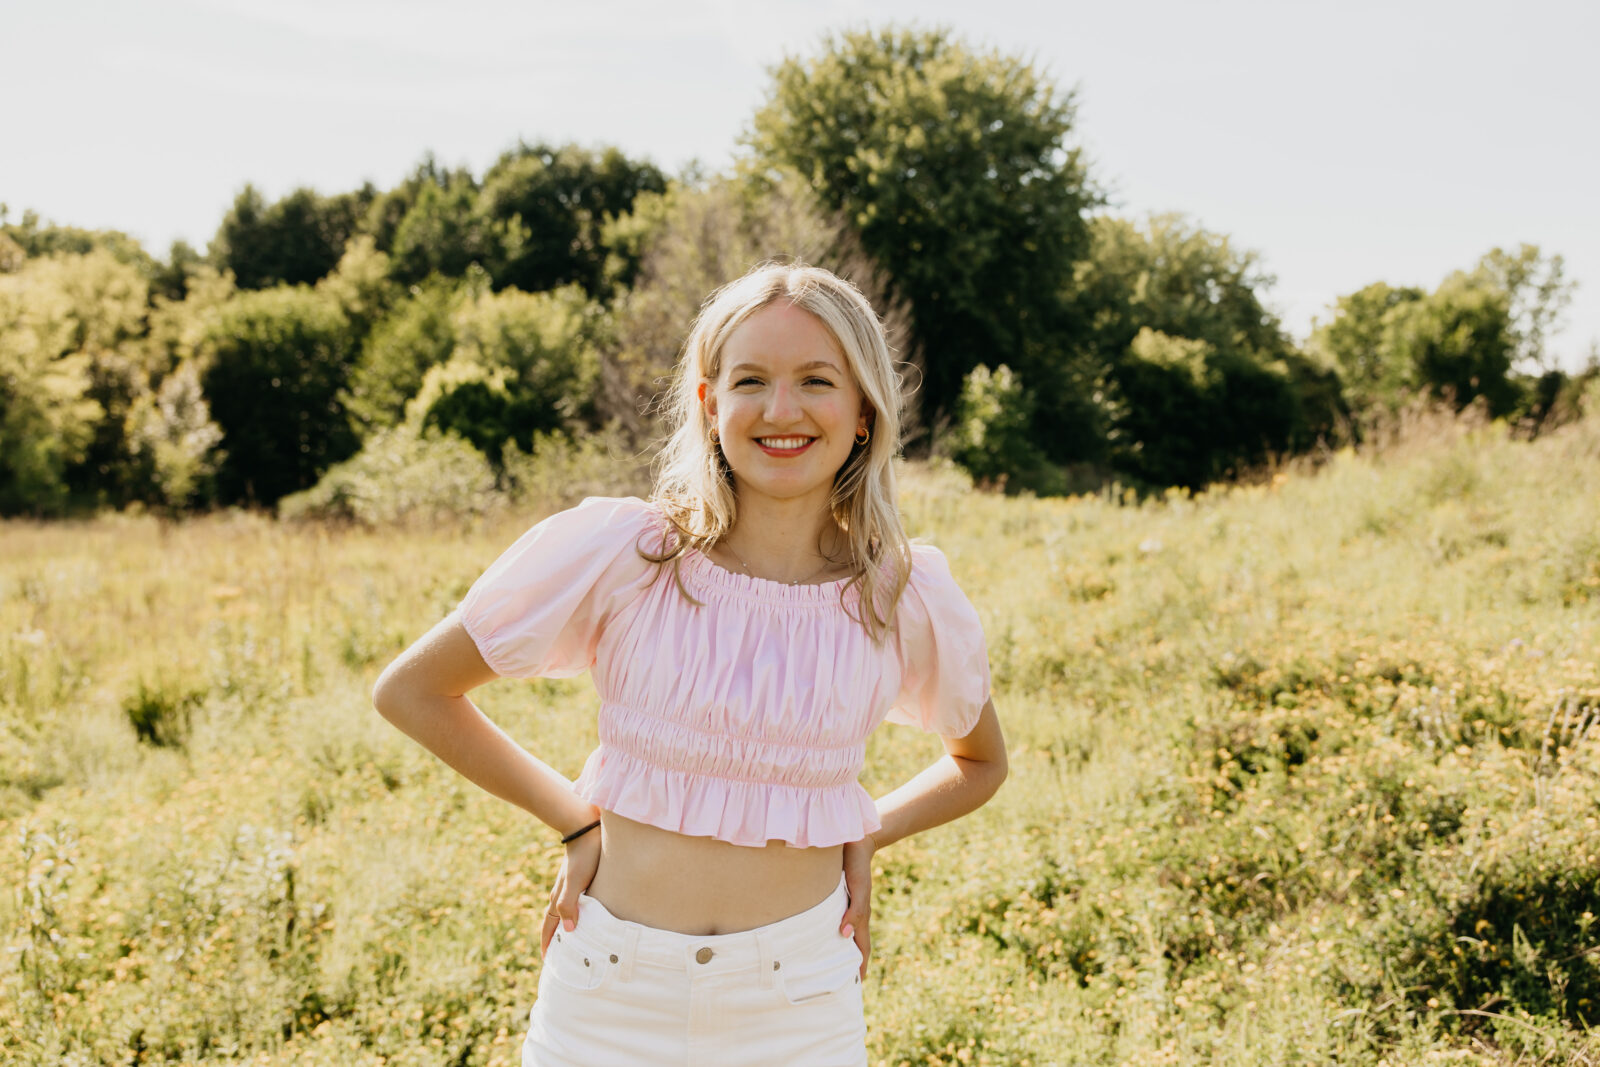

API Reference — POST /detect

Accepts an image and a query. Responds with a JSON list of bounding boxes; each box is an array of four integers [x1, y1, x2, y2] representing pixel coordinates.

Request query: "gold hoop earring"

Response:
[[855, 425, 870, 446], [709, 427, 720, 444]]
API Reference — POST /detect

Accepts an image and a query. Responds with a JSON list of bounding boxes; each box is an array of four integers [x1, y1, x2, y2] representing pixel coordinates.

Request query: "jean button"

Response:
[[695, 947, 714, 964]]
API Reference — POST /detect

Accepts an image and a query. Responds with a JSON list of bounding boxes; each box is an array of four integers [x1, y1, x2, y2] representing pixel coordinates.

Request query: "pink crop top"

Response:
[[457, 496, 991, 848]]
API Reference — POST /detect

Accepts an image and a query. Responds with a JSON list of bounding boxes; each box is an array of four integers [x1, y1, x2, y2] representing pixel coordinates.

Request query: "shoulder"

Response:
[[468, 496, 665, 596], [901, 542, 968, 606], [521, 496, 668, 552], [555, 495, 660, 528], [892, 542, 982, 636], [907, 542, 956, 581]]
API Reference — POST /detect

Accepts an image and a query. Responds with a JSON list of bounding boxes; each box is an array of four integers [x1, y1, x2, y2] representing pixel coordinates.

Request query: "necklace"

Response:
[[717, 540, 846, 586]]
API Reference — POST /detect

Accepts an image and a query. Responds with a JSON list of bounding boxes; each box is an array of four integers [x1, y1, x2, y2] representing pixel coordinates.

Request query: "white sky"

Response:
[[5, 0, 1596, 368]]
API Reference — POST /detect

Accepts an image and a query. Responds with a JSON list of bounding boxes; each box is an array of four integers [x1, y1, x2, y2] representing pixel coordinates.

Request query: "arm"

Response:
[[371, 612, 601, 838], [840, 697, 1008, 974], [871, 696, 1008, 849], [371, 613, 601, 949]]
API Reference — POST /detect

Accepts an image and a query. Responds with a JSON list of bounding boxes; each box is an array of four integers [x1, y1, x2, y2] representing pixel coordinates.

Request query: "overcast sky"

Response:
[[5, 0, 1596, 367]]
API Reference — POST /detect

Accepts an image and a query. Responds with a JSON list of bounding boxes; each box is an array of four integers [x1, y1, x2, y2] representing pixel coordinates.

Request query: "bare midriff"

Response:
[[584, 811, 847, 935]]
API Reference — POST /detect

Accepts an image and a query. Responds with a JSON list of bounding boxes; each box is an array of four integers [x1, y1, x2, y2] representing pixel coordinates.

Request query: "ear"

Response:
[[698, 381, 716, 419], [857, 401, 874, 430]]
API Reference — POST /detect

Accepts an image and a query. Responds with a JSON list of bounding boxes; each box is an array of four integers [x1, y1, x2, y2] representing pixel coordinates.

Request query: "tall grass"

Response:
[[3, 409, 1599, 1065]]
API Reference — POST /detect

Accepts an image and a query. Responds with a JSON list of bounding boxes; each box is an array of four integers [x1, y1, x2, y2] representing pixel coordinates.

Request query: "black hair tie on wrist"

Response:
[[561, 819, 601, 845]]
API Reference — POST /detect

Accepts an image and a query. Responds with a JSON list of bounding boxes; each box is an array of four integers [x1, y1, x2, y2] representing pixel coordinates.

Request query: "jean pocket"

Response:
[[542, 927, 616, 993], [778, 937, 863, 1005]]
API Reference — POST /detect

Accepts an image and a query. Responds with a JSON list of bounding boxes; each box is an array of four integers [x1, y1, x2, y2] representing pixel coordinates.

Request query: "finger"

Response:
[[555, 877, 583, 932], [838, 883, 876, 934], [540, 908, 559, 956], [854, 925, 871, 980], [839, 895, 869, 938], [839, 875, 870, 938]]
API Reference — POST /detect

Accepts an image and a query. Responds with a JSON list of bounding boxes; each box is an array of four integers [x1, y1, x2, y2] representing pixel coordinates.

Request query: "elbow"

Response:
[[987, 751, 1009, 798], [371, 661, 404, 722]]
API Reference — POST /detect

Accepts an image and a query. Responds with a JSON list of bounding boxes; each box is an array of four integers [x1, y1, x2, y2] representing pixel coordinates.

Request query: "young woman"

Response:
[[372, 263, 1007, 1066]]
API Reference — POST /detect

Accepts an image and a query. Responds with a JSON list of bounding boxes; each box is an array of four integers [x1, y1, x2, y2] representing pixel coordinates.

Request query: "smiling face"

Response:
[[701, 301, 870, 513]]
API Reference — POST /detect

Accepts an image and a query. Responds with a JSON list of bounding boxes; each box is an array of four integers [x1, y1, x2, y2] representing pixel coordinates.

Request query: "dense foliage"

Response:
[[0, 26, 1591, 517]]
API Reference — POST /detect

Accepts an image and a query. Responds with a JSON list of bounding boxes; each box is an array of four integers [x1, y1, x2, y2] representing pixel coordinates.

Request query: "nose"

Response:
[[764, 381, 801, 424]]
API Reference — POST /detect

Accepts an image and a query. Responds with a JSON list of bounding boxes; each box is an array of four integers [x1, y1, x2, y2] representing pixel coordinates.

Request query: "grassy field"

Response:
[[5, 408, 1600, 1066]]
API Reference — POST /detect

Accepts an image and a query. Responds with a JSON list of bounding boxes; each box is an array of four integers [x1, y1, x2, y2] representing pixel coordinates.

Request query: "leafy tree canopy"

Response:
[[412, 284, 604, 463], [0, 205, 158, 277], [1076, 213, 1291, 365], [388, 174, 490, 286], [746, 26, 1096, 430], [1475, 244, 1574, 374], [477, 142, 666, 297], [1310, 253, 1528, 421], [200, 287, 358, 504], [210, 184, 373, 290]]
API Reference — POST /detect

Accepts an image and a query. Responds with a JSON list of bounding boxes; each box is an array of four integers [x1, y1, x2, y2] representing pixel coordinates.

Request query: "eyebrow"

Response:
[[729, 360, 843, 375]]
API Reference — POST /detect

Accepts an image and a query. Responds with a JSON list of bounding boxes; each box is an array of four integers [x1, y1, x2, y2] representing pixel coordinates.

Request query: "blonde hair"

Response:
[[648, 262, 911, 640]]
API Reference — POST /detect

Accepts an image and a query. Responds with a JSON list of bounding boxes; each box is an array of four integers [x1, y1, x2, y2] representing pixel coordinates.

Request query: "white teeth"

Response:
[[758, 437, 812, 449]]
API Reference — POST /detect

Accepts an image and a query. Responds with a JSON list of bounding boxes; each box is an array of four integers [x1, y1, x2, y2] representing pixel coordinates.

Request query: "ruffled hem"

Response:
[[574, 746, 882, 849]]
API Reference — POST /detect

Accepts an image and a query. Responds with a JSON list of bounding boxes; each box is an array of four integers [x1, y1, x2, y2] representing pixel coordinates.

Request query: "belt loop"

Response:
[[755, 928, 777, 990], [617, 925, 641, 983]]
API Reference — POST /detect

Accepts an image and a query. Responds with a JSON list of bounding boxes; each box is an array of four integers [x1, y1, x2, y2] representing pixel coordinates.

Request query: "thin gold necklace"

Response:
[[717, 541, 844, 586]]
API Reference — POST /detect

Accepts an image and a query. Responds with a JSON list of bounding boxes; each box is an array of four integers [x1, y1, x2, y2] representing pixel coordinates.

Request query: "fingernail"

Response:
[[563, 918, 575, 932], [842, 924, 854, 939]]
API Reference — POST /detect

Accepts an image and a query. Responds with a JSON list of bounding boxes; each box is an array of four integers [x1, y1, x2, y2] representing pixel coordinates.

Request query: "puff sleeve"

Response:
[[886, 544, 992, 736], [457, 496, 662, 679]]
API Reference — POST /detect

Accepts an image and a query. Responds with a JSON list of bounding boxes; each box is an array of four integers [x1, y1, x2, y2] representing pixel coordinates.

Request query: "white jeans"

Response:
[[523, 876, 868, 1066]]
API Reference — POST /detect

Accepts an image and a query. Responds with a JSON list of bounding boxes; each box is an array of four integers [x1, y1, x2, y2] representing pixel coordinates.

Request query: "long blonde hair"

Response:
[[648, 262, 911, 640]]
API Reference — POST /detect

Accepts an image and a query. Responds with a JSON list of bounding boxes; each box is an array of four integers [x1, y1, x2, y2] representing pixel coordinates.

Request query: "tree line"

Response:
[[1, 26, 1590, 518]]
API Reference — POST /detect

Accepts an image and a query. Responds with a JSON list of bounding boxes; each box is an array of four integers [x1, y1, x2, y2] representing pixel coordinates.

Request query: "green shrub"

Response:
[[277, 424, 500, 526], [500, 425, 649, 510], [949, 364, 1047, 490], [123, 679, 205, 748]]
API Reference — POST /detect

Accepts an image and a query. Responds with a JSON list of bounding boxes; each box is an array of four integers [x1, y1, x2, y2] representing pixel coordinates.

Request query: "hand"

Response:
[[841, 834, 876, 979], [540, 822, 602, 956]]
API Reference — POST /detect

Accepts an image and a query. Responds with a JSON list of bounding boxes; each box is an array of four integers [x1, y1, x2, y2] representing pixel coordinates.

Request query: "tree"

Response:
[[477, 143, 666, 297], [411, 285, 602, 463], [1474, 244, 1574, 373], [1074, 214, 1336, 485], [388, 174, 492, 286], [314, 234, 399, 341], [1310, 262, 1520, 421], [0, 258, 104, 513], [1075, 215, 1290, 363], [1385, 271, 1517, 416], [1107, 328, 1303, 488], [1, 208, 157, 276], [361, 158, 456, 254], [342, 276, 462, 432], [0, 250, 163, 510], [746, 26, 1096, 445], [200, 288, 358, 504], [126, 362, 223, 509], [1305, 281, 1425, 415], [210, 185, 372, 289], [949, 364, 1045, 489], [149, 240, 205, 302]]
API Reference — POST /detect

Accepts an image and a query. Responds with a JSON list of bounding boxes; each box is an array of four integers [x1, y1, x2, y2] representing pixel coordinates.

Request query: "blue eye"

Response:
[[805, 377, 835, 387]]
